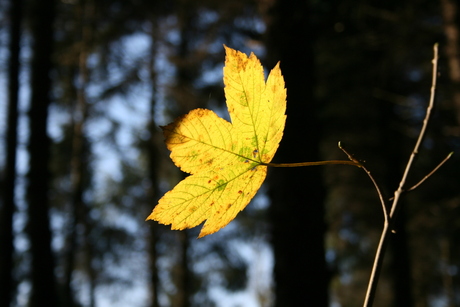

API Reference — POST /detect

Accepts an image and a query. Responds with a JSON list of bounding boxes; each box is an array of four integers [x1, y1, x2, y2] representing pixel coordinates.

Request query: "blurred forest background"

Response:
[[0, 0, 460, 306]]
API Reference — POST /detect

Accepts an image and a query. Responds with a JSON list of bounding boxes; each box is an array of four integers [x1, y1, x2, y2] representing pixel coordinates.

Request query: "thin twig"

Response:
[[404, 151, 453, 193], [395, 44, 439, 195], [339, 143, 389, 223], [388, 151, 453, 200], [363, 43, 439, 307]]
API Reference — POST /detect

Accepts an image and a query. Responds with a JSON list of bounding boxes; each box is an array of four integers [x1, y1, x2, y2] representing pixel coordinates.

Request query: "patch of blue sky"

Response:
[[208, 240, 274, 307], [48, 103, 71, 142], [16, 281, 31, 307], [164, 15, 181, 46], [197, 8, 219, 28], [429, 294, 450, 307], [75, 37, 153, 204], [0, 74, 7, 165], [339, 228, 360, 245], [199, 63, 223, 87]]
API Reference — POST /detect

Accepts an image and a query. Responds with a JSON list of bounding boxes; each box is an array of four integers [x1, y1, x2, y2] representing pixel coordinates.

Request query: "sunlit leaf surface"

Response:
[[147, 46, 286, 237]]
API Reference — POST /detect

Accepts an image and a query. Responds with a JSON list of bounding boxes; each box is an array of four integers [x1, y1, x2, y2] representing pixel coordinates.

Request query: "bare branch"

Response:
[[363, 43, 439, 307], [405, 152, 453, 193], [389, 151, 453, 200], [338, 142, 389, 223]]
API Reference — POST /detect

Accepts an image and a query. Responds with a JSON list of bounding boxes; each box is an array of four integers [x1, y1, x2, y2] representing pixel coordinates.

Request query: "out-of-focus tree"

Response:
[[145, 11, 162, 307], [0, 0, 22, 306], [60, 1, 95, 305], [52, 0, 156, 305], [26, 0, 59, 306], [263, 0, 329, 306], [439, 0, 460, 305], [441, 0, 460, 125]]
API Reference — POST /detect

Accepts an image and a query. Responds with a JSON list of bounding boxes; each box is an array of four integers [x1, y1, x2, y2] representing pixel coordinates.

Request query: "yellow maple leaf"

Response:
[[146, 45, 286, 237]]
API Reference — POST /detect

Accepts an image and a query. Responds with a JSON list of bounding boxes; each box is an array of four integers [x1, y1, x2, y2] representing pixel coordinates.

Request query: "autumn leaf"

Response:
[[146, 45, 286, 237]]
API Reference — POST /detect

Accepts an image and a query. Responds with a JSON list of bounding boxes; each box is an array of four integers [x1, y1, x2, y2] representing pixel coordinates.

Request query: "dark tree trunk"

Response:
[[172, 5, 196, 307], [26, 0, 58, 306], [386, 130, 413, 306], [265, 1, 328, 306], [63, 1, 93, 305], [0, 0, 22, 306], [440, 0, 460, 127], [176, 231, 192, 307], [78, 3, 97, 306], [147, 149, 161, 307], [147, 19, 161, 307], [376, 79, 413, 306], [390, 201, 414, 306], [438, 1, 460, 306]]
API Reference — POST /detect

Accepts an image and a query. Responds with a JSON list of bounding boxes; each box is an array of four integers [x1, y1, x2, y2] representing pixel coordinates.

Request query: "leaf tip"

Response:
[[145, 211, 155, 222], [197, 232, 207, 239], [197, 226, 216, 238]]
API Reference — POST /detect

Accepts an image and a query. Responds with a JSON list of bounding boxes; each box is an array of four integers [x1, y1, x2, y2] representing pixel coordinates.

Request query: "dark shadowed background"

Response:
[[0, 0, 459, 306]]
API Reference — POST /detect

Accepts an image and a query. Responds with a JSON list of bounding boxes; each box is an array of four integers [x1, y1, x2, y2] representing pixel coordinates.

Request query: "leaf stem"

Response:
[[262, 160, 362, 167]]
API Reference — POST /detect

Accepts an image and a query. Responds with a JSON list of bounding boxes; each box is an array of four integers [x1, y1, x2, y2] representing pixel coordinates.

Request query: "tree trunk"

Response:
[[147, 17, 161, 307], [26, 0, 58, 306], [390, 206, 414, 306], [439, 2, 460, 305], [78, 2, 97, 306], [147, 150, 161, 307], [0, 0, 22, 306], [172, 5, 196, 306], [378, 85, 413, 306], [264, 1, 328, 306], [440, 0, 460, 127], [62, 1, 93, 306], [176, 231, 192, 307]]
